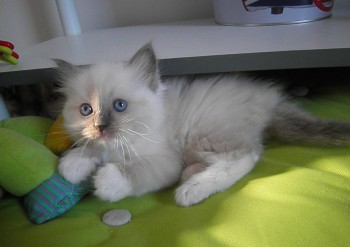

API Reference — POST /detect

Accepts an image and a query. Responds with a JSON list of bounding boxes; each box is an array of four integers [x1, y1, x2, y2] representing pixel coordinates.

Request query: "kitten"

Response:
[[57, 44, 350, 206]]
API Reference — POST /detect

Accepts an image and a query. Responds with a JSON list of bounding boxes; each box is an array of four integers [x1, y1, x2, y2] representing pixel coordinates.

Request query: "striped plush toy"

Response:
[[23, 173, 91, 224], [0, 116, 90, 224]]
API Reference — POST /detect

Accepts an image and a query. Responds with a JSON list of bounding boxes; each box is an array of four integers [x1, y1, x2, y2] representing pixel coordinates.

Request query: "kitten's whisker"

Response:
[[126, 128, 150, 136], [117, 133, 126, 164], [72, 138, 85, 148], [115, 135, 120, 151], [119, 128, 135, 136], [123, 136, 146, 165], [120, 127, 160, 144], [128, 130, 161, 144], [121, 117, 133, 123], [133, 120, 152, 134], [46, 130, 80, 139], [113, 133, 121, 158], [68, 132, 90, 154], [80, 138, 91, 156], [72, 133, 87, 144], [120, 119, 152, 136], [122, 136, 132, 162]]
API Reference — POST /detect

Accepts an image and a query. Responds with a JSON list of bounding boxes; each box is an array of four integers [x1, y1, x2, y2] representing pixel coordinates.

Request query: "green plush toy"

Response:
[[0, 116, 90, 224]]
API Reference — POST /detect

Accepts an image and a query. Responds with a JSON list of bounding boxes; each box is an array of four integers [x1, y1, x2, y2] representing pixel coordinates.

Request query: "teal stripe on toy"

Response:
[[23, 173, 91, 224]]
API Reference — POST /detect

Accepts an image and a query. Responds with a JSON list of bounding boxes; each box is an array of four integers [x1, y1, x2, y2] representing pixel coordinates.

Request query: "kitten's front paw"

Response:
[[94, 164, 132, 202], [58, 155, 99, 184], [175, 181, 210, 207]]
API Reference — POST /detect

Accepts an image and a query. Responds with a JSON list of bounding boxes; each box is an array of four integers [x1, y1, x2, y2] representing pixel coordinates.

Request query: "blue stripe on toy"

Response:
[[36, 188, 59, 217], [45, 179, 66, 198], [41, 181, 61, 201]]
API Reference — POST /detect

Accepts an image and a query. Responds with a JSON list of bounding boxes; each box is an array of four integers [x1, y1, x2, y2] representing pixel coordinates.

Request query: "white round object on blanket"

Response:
[[102, 209, 131, 226]]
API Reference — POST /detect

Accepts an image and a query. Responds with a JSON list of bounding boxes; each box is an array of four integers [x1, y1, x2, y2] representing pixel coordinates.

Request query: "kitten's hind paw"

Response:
[[175, 181, 210, 207]]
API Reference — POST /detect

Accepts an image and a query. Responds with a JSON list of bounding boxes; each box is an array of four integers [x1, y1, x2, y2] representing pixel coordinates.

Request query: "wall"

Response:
[[0, 0, 63, 54], [0, 0, 213, 54]]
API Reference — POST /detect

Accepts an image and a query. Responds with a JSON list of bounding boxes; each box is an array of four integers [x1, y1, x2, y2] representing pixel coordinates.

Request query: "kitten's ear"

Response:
[[128, 43, 158, 92], [54, 59, 78, 81]]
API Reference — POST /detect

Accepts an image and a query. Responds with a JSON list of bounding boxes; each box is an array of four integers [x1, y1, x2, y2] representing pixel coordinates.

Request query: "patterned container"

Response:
[[213, 0, 333, 26]]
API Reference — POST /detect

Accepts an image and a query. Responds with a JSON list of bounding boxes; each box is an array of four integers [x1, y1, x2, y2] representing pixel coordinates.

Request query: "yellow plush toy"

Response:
[[45, 115, 73, 154]]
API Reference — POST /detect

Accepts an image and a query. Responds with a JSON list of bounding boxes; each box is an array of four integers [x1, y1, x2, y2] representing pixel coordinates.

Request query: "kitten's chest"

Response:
[[101, 148, 124, 164], [99, 140, 153, 164]]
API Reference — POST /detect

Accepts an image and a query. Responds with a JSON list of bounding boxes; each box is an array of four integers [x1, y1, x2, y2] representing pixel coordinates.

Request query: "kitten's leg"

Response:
[[175, 150, 260, 207], [58, 147, 101, 184], [180, 163, 207, 182], [94, 154, 183, 202]]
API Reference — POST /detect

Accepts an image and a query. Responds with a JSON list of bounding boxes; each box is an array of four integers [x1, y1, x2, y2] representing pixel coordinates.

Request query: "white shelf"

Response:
[[1, 4, 349, 86]]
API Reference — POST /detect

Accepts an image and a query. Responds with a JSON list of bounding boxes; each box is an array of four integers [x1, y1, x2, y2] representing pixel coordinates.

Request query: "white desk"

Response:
[[1, 3, 349, 87]]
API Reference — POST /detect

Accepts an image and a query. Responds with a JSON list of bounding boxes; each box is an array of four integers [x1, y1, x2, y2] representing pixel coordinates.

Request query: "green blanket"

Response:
[[1, 89, 350, 247]]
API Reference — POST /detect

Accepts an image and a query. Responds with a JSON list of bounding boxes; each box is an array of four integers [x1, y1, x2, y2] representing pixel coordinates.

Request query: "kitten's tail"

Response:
[[267, 102, 350, 147]]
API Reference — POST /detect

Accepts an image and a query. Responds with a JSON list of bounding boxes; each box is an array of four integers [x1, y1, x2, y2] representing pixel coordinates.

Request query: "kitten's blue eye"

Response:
[[113, 99, 127, 112], [80, 103, 93, 116]]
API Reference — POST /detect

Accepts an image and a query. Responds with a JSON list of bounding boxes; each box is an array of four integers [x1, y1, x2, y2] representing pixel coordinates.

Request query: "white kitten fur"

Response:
[[175, 150, 260, 206], [57, 45, 288, 206], [94, 163, 133, 201], [58, 147, 100, 184]]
